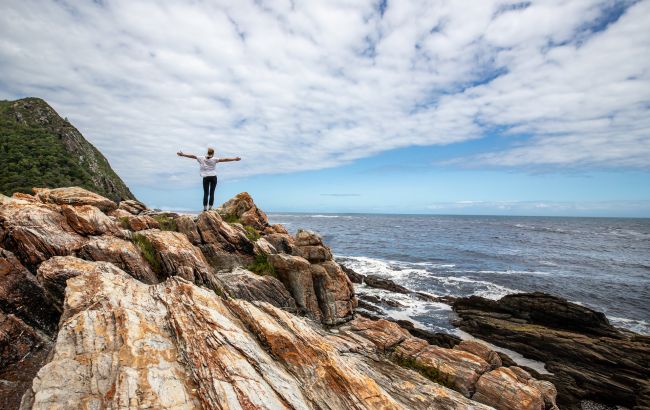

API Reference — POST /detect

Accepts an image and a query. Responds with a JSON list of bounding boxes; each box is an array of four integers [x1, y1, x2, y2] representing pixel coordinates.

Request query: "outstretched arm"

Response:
[[177, 151, 197, 159], [218, 157, 241, 162]]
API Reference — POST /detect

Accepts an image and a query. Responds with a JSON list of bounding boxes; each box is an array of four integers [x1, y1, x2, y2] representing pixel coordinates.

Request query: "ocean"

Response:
[[268, 213, 650, 336]]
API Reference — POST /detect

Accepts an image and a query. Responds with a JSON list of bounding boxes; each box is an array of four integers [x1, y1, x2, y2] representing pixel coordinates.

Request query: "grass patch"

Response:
[[223, 214, 240, 224], [132, 234, 162, 274], [392, 354, 453, 388], [152, 215, 177, 231], [246, 253, 275, 277], [244, 225, 260, 242], [118, 216, 130, 229]]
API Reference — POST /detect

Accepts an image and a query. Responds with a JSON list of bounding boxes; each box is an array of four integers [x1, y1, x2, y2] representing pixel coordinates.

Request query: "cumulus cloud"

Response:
[[0, 0, 648, 187]]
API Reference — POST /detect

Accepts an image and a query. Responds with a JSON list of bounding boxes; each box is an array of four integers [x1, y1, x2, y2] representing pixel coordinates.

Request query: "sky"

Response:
[[1, 0, 649, 216]]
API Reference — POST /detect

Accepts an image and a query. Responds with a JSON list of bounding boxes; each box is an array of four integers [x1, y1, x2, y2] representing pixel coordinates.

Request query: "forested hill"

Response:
[[0, 97, 135, 201]]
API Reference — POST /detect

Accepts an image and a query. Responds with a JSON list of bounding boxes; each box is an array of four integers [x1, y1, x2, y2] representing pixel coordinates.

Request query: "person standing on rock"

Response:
[[177, 148, 241, 211]]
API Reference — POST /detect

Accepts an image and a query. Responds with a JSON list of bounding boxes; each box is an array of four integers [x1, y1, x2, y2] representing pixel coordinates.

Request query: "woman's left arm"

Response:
[[218, 157, 241, 162]]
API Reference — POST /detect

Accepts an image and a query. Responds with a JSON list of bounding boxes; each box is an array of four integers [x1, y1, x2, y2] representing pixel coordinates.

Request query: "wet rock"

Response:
[[217, 192, 270, 230], [340, 263, 365, 283], [33, 186, 117, 212], [364, 274, 411, 294], [78, 236, 158, 284], [61, 204, 121, 236], [24, 265, 492, 410], [117, 199, 147, 215], [454, 340, 502, 369], [0, 202, 85, 267], [36, 256, 125, 311], [472, 367, 545, 410], [453, 292, 650, 408], [0, 248, 59, 334], [219, 267, 297, 312]]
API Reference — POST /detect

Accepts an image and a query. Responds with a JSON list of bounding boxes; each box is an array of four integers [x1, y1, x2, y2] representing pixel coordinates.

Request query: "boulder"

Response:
[[196, 211, 253, 254], [217, 192, 270, 230], [472, 367, 545, 410], [123, 214, 160, 231], [36, 256, 124, 311], [0, 202, 85, 267], [364, 275, 410, 294], [263, 233, 295, 254], [23, 265, 493, 410], [107, 208, 132, 219], [175, 215, 201, 245], [117, 199, 147, 215], [33, 187, 117, 212], [254, 237, 277, 255], [345, 316, 410, 351], [268, 253, 321, 322], [453, 293, 650, 408], [393, 337, 491, 397], [61, 204, 122, 236], [78, 236, 159, 284], [0, 248, 59, 334], [264, 223, 288, 235], [219, 267, 297, 312], [310, 260, 356, 324], [454, 340, 502, 369]]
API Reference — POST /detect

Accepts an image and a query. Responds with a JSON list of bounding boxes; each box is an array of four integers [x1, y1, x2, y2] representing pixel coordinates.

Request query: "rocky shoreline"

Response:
[[0, 187, 647, 409]]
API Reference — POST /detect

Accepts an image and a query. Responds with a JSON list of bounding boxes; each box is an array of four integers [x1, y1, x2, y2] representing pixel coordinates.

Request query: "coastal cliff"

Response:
[[0, 187, 564, 409]]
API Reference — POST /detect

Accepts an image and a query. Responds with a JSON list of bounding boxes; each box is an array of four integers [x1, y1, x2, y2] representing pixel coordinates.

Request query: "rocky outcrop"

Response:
[[78, 236, 159, 284], [22, 266, 503, 410], [122, 214, 160, 231], [33, 187, 117, 212], [61, 204, 122, 236], [195, 211, 255, 270], [453, 292, 650, 408], [219, 267, 297, 312], [175, 215, 201, 245], [0, 201, 86, 267], [117, 199, 148, 215], [217, 191, 270, 230], [471, 367, 546, 410], [268, 253, 321, 321], [454, 340, 502, 370]]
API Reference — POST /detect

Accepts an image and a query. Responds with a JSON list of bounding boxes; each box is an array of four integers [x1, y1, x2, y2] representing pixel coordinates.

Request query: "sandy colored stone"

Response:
[[472, 367, 545, 410], [175, 215, 201, 245], [117, 199, 147, 215], [254, 237, 277, 255], [61, 204, 121, 236], [219, 267, 297, 312], [268, 253, 321, 322], [311, 260, 357, 324], [217, 192, 270, 230], [454, 340, 502, 369], [346, 316, 410, 351], [78, 236, 159, 284], [0, 202, 85, 266], [33, 187, 117, 212], [125, 214, 160, 231]]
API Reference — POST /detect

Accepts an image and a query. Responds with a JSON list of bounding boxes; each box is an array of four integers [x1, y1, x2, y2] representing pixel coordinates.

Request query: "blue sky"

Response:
[[1, 0, 649, 216]]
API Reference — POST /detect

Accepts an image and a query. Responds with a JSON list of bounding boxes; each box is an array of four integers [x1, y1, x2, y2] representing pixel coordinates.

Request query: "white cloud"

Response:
[[0, 0, 648, 188]]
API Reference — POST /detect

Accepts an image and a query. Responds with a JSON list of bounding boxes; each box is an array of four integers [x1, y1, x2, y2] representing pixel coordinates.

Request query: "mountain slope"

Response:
[[0, 97, 135, 200]]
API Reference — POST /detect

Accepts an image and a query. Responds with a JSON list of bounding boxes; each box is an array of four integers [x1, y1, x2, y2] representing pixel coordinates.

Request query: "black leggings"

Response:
[[202, 176, 217, 207]]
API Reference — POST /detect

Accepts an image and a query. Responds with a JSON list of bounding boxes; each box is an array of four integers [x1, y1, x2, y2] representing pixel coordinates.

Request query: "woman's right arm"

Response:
[[177, 151, 197, 159]]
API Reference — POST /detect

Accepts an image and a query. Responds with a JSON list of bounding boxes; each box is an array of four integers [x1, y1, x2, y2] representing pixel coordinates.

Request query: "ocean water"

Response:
[[268, 213, 650, 336]]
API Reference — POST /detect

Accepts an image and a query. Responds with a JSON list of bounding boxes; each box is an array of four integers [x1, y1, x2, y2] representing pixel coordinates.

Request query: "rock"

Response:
[[0, 202, 85, 267], [453, 292, 650, 408], [395, 319, 462, 349], [310, 260, 356, 324], [528, 379, 559, 410], [24, 265, 493, 410], [393, 337, 491, 397], [61, 204, 121, 236], [294, 229, 323, 246], [0, 193, 30, 206], [268, 253, 321, 322], [195, 211, 255, 270], [78, 236, 159, 284], [254, 237, 277, 255], [107, 208, 132, 219], [175, 215, 201, 245], [295, 244, 333, 263], [36, 256, 125, 311], [340, 263, 365, 284], [346, 316, 410, 351], [454, 340, 502, 369], [0, 248, 59, 334], [33, 187, 117, 212], [263, 233, 295, 254], [117, 199, 147, 215], [219, 267, 297, 312], [364, 275, 411, 294], [217, 192, 270, 230], [134, 229, 225, 295], [123, 214, 160, 231], [472, 367, 545, 410], [266, 223, 289, 235]]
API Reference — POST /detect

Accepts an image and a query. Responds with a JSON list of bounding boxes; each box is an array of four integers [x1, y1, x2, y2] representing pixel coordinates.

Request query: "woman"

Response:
[[177, 148, 241, 211]]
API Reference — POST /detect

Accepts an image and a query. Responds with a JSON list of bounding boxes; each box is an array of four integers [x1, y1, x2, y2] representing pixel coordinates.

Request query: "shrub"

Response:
[[244, 225, 260, 242], [392, 354, 453, 388], [152, 215, 177, 231], [247, 253, 275, 277], [132, 234, 162, 274], [223, 214, 240, 224]]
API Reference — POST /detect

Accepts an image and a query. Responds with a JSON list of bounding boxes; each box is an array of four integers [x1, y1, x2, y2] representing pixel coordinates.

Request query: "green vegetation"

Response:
[[243, 225, 260, 242], [223, 214, 240, 224], [119, 216, 130, 229], [132, 234, 162, 274], [392, 354, 453, 388], [152, 215, 177, 231], [0, 98, 135, 200], [246, 253, 275, 277]]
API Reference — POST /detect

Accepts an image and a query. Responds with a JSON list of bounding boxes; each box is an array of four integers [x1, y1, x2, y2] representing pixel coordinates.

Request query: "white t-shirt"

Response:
[[196, 156, 218, 177]]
